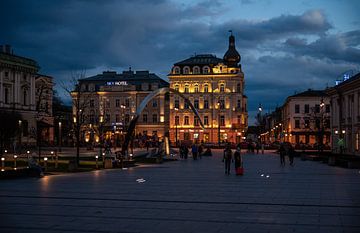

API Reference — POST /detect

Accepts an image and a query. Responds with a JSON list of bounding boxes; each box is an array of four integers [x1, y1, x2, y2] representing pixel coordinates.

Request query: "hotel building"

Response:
[[72, 70, 169, 146]]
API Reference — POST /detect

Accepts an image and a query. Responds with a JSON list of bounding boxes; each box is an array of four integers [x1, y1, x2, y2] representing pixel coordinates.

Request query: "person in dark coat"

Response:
[[223, 144, 233, 175], [279, 143, 286, 166], [288, 144, 295, 166], [198, 144, 203, 159], [234, 147, 242, 174], [191, 144, 198, 160]]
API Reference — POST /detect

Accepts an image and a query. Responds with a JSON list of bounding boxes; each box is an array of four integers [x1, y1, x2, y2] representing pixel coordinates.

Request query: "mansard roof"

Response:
[[174, 54, 224, 66]]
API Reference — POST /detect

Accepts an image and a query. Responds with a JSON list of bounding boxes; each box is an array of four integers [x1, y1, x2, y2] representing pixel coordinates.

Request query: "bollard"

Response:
[[1, 157, 5, 171], [44, 157, 48, 171], [13, 155, 17, 169], [95, 155, 99, 169]]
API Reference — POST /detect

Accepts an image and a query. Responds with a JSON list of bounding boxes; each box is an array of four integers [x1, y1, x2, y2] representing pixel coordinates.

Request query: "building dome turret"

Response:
[[223, 32, 241, 67]]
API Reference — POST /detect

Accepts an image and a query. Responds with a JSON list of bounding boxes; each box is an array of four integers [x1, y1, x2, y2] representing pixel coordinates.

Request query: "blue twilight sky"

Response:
[[1, 0, 359, 124]]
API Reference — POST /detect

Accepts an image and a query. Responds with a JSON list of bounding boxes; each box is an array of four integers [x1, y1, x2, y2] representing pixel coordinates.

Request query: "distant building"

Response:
[[168, 33, 248, 144], [72, 70, 169, 146], [326, 72, 360, 156], [282, 89, 331, 146]]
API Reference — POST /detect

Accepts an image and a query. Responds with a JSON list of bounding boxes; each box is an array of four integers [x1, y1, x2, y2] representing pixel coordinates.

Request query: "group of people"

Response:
[[278, 143, 295, 166], [223, 144, 243, 175], [179, 143, 212, 160]]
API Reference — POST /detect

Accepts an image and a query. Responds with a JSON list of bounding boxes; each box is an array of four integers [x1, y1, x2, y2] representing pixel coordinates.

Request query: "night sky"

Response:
[[1, 0, 359, 124]]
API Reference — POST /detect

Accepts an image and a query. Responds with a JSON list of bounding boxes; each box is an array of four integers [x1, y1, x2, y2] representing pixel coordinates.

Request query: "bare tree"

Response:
[[62, 71, 91, 167], [0, 111, 22, 155]]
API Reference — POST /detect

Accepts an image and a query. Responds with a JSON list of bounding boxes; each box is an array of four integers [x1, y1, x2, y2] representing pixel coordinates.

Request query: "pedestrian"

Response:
[[234, 146, 243, 175], [256, 142, 260, 154], [279, 143, 286, 166], [288, 144, 295, 166], [223, 144, 233, 175], [184, 145, 189, 159], [198, 144, 203, 159], [191, 143, 198, 160]]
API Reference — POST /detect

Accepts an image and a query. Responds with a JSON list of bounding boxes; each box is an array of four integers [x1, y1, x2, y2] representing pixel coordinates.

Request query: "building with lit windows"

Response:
[[168, 34, 248, 144], [326, 72, 360, 156], [72, 70, 169, 146], [281, 89, 331, 147], [0, 45, 55, 149]]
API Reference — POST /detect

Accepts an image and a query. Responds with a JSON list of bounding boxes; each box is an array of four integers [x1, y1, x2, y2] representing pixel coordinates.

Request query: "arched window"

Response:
[[184, 84, 189, 93], [194, 84, 199, 93], [204, 84, 209, 93], [193, 66, 200, 74], [174, 67, 180, 74], [237, 83, 241, 93], [183, 66, 190, 74], [203, 66, 210, 74], [174, 84, 179, 92], [220, 83, 225, 92]]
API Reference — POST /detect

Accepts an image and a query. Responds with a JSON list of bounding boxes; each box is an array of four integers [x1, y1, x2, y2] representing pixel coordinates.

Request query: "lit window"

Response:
[[204, 116, 209, 125], [194, 84, 199, 93], [220, 84, 225, 92], [220, 115, 225, 126], [184, 85, 189, 93], [184, 116, 189, 125], [194, 99, 199, 109], [204, 84, 209, 93], [174, 100, 179, 108]]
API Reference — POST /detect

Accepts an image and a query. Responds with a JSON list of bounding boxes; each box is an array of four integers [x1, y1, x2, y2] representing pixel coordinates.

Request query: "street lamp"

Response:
[[174, 107, 178, 147], [217, 101, 221, 146], [18, 120, 22, 154], [58, 121, 62, 152]]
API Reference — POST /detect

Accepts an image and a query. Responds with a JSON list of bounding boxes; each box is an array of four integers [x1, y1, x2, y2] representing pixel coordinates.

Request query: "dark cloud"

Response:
[[1, 0, 359, 124]]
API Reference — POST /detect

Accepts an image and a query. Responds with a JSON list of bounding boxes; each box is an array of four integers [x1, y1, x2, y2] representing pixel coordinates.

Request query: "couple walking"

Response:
[[223, 144, 243, 175]]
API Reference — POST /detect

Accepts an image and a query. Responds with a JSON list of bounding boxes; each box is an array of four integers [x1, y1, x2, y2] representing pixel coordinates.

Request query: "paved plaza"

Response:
[[1, 150, 360, 233]]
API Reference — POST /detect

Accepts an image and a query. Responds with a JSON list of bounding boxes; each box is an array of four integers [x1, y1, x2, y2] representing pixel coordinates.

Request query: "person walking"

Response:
[[234, 146, 243, 175], [198, 144, 203, 159], [279, 143, 286, 166], [288, 144, 295, 166], [223, 144, 233, 175], [191, 143, 198, 160]]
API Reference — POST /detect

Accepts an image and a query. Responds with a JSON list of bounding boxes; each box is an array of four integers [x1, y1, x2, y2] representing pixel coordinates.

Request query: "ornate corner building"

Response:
[[168, 34, 248, 144]]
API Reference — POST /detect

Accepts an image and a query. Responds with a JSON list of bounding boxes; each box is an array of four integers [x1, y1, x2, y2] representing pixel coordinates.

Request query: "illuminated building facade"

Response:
[[281, 89, 331, 146], [72, 70, 169, 146], [326, 72, 360, 156], [168, 34, 248, 144], [0, 45, 55, 148]]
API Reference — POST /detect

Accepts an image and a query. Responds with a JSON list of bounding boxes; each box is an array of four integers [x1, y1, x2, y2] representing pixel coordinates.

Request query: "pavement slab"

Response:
[[1, 150, 360, 233]]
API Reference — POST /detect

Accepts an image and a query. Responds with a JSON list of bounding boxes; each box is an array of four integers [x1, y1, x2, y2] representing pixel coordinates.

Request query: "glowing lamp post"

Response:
[[174, 107, 178, 147], [13, 155, 17, 169], [217, 102, 221, 146], [1, 157, 5, 170], [95, 155, 99, 169], [58, 121, 62, 152], [44, 157, 48, 171]]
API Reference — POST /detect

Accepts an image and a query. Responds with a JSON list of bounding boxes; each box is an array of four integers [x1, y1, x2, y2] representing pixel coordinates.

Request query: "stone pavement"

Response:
[[0, 150, 360, 233]]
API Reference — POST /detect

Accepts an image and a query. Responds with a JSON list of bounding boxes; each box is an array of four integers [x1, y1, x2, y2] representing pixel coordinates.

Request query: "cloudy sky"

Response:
[[1, 0, 359, 124]]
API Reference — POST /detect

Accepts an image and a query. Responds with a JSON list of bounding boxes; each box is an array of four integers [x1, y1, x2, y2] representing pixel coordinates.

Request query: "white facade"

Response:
[[282, 90, 331, 147]]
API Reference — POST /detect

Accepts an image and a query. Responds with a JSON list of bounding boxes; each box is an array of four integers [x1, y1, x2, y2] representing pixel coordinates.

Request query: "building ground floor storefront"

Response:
[[331, 126, 360, 156], [169, 127, 245, 145]]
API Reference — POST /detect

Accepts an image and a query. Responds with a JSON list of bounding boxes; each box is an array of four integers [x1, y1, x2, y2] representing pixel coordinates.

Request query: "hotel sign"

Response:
[[106, 81, 128, 86]]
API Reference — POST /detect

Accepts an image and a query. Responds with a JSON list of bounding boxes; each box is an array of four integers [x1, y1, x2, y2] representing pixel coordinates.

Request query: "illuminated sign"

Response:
[[335, 72, 352, 86], [106, 81, 128, 86]]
